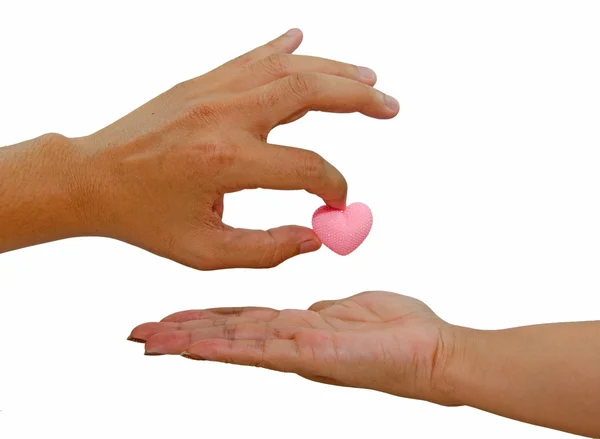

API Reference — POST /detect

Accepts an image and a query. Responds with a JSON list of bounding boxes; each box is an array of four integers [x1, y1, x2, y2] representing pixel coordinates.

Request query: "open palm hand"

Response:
[[129, 291, 458, 405]]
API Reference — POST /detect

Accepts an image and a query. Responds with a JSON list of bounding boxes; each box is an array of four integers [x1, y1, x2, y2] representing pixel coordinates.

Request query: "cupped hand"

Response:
[[74, 29, 399, 270], [128, 291, 461, 405]]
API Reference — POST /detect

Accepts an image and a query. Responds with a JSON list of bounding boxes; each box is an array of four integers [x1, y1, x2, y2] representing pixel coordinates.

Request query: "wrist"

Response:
[[72, 131, 135, 241], [0, 132, 99, 251], [37, 133, 100, 237], [436, 325, 513, 411], [62, 134, 109, 236], [431, 324, 486, 407]]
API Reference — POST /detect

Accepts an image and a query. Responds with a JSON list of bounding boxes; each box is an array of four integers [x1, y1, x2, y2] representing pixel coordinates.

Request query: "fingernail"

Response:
[[300, 240, 320, 254], [181, 351, 205, 360], [357, 66, 376, 81], [285, 28, 301, 37], [144, 352, 165, 356], [127, 336, 145, 343], [384, 94, 399, 111]]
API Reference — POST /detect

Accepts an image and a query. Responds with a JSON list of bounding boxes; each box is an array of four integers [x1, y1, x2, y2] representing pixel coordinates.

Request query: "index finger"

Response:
[[219, 141, 348, 210], [201, 28, 304, 83]]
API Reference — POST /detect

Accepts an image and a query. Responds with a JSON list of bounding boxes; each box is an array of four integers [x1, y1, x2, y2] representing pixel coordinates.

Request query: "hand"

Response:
[[71, 28, 399, 270], [128, 291, 460, 405]]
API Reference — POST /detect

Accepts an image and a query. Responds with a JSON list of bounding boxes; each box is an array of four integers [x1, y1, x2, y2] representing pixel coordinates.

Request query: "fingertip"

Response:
[[325, 198, 347, 211], [129, 322, 179, 343], [128, 323, 150, 343], [145, 331, 190, 356], [285, 28, 303, 38], [269, 225, 316, 241], [127, 335, 145, 344], [215, 224, 323, 268], [181, 351, 205, 361], [320, 161, 348, 211], [383, 93, 400, 115], [371, 70, 378, 86], [365, 91, 399, 119], [265, 225, 321, 259], [329, 190, 348, 210], [357, 66, 377, 86], [299, 239, 321, 254], [279, 28, 303, 54]]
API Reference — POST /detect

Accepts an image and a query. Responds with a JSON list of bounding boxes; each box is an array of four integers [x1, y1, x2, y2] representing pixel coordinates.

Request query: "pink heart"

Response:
[[311, 202, 373, 256]]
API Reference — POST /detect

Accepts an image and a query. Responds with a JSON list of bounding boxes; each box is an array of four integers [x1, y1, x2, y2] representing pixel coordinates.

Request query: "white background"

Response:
[[1, 1, 599, 437]]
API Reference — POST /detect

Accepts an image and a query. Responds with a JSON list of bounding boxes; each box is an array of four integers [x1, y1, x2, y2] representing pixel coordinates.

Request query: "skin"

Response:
[[4, 27, 598, 437], [130, 291, 600, 437], [0, 28, 399, 269]]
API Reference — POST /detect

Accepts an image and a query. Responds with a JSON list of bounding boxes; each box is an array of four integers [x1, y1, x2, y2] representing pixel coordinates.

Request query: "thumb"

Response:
[[209, 225, 321, 269], [308, 299, 337, 312]]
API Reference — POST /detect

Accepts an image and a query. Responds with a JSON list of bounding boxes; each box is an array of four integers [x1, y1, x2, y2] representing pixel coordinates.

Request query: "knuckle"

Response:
[[255, 88, 280, 110], [253, 338, 270, 368], [169, 78, 203, 98], [36, 132, 68, 148], [185, 102, 222, 126], [258, 231, 285, 268], [260, 53, 290, 76], [330, 60, 354, 78], [299, 150, 327, 180], [169, 80, 190, 95], [284, 73, 316, 100], [184, 141, 239, 170], [232, 52, 255, 67], [260, 245, 284, 269], [184, 141, 239, 169], [209, 142, 238, 167], [224, 325, 239, 340]]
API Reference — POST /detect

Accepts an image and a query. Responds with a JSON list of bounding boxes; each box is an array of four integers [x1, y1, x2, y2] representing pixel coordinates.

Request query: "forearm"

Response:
[[0, 134, 92, 253], [447, 322, 600, 437]]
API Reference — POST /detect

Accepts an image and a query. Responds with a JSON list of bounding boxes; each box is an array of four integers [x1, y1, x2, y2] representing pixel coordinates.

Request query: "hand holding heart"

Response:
[[69, 29, 397, 270]]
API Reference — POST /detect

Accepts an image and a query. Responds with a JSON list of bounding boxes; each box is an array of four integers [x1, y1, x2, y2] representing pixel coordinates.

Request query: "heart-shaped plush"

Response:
[[312, 202, 373, 256]]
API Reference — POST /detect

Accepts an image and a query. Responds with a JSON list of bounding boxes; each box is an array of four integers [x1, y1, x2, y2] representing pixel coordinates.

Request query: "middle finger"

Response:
[[223, 54, 377, 92]]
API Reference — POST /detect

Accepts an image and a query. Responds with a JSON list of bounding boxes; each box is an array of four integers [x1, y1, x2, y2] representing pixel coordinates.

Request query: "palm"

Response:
[[129, 291, 450, 402]]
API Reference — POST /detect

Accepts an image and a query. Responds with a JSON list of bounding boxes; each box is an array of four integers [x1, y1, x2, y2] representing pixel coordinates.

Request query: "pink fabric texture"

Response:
[[311, 202, 373, 256]]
